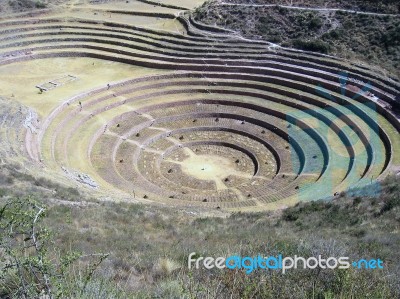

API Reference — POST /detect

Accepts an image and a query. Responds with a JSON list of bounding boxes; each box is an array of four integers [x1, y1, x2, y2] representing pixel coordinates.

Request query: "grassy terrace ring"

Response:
[[1, 0, 399, 210]]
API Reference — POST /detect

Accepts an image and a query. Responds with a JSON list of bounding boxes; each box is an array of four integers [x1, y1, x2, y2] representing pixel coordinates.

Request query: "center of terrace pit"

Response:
[[181, 154, 243, 186], [172, 147, 257, 190]]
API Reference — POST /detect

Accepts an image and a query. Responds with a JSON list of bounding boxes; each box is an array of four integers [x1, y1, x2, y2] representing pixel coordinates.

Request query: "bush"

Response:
[[35, 1, 46, 9], [382, 24, 400, 47], [309, 17, 323, 30], [380, 196, 400, 213], [292, 39, 330, 53], [328, 29, 342, 39], [0, 196, 109, 298], [282, 209, 299, 221]]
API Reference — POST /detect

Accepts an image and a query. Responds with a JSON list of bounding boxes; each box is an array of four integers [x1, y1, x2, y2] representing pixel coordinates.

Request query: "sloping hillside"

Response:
[[193, 1, 400, 79], [222, 0, 400, 14], [0, 0, 47, 14], [1, 163, 400, 298]]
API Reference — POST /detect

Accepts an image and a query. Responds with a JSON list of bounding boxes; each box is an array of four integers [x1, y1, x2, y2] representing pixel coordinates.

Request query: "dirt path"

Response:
[[217, 2, 400, 17]]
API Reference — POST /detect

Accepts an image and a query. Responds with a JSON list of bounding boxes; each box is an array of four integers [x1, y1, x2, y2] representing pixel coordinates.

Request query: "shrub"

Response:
[[35, 1, 46, 8], [0, 196, 109, 298], [292, 39, 330, 53], [309, 17, 323, 30], [282, 209, 299, 221], [353, 197, 362, 206], [380, 196, 400, 213], [328, 29, 342, 39]]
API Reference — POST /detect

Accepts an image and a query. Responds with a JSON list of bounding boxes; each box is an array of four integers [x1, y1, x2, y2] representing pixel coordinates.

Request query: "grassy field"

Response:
[[1, 163, 399, 298]]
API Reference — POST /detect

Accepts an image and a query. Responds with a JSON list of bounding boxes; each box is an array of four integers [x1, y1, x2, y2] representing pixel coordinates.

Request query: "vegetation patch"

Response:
[[1, 163, 399, 298], [193, 2, 400, 78]]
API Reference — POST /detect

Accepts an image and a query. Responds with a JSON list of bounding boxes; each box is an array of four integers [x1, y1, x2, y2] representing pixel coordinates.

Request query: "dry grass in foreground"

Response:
[[0, 164, 399, 298]]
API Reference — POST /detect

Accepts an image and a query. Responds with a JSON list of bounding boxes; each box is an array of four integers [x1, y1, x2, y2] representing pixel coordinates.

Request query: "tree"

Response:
[[0, 196, 108, 298]]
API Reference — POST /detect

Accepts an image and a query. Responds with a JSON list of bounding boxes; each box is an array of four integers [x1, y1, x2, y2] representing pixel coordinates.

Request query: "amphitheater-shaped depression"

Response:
[[0, 0, 399, 209]]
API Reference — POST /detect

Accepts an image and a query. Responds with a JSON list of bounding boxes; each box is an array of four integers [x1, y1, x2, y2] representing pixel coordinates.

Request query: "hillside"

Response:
[[193, 1, 400, 79], [223, 0, 400, 14], [0, 0, 47, 14], [1, 164, 400, 298]]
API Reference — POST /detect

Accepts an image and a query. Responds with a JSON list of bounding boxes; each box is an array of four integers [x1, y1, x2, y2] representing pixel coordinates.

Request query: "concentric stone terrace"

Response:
[[0, 0, 399, 209]]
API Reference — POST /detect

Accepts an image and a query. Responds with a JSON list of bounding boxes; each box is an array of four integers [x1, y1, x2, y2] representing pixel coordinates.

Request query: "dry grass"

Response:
[[1, 164, 399, 298]]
